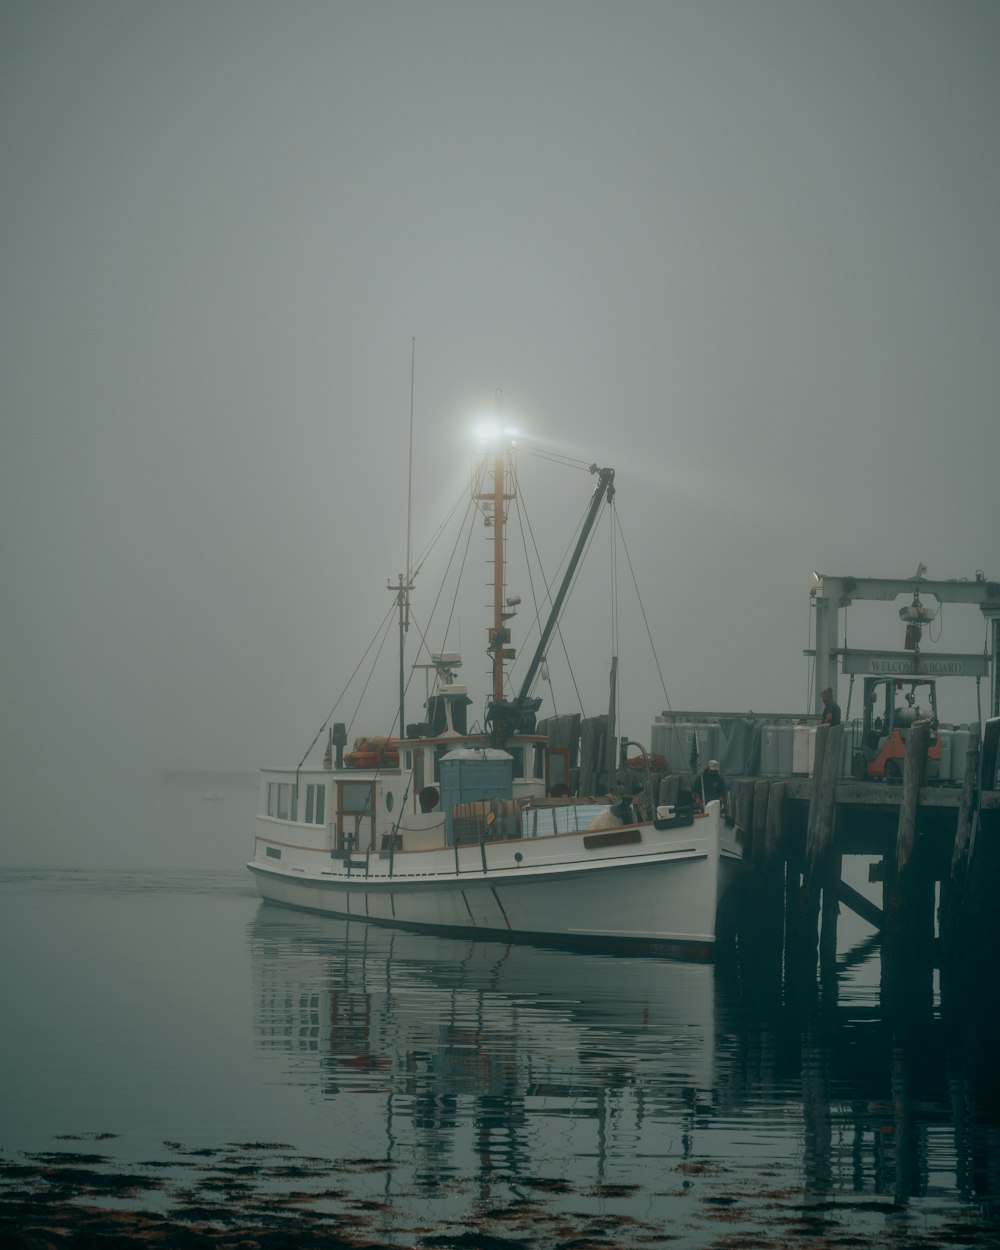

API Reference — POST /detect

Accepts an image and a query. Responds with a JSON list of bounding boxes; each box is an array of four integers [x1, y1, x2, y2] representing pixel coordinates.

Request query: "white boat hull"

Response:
[[248, 803, 742, 958]]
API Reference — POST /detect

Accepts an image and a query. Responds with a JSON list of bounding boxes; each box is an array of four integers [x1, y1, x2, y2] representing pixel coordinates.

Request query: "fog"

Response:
[[2, 1, 997, 869]]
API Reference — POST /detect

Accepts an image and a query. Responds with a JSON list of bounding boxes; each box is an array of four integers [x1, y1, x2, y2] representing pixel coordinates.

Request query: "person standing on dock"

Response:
[[820, 687, 841, 725]]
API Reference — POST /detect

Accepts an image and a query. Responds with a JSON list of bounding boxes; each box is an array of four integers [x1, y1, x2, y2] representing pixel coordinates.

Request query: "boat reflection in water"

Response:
[[249, 903, 1000, 1246]]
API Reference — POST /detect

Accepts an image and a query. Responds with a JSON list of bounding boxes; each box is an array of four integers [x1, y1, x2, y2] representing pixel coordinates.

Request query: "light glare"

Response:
[[475, 418, 501, 447], [473, 418, 518, 448]]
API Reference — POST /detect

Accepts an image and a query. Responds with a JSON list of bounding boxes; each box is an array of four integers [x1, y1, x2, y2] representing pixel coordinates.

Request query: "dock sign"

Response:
[[841, 650, 989, 678]]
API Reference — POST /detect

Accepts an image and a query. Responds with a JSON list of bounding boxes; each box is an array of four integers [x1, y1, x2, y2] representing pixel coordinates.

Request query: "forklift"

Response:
[[851, 676, 943, 782]]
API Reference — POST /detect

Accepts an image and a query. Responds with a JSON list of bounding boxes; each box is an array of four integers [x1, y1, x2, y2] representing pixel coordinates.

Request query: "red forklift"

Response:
[[851, 676, 943, 782]]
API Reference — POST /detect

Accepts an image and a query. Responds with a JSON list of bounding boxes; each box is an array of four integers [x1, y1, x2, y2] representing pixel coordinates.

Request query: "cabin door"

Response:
[[336, 781, 375, 852]]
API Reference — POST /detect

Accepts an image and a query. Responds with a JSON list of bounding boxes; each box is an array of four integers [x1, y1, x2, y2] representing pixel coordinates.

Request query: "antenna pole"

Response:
[[407, 339, 414, 591], [391, 339, 416, 739]]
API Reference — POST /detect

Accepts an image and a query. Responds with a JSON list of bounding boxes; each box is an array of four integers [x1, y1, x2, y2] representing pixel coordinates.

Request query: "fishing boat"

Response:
[[248, 425, 743, 957]]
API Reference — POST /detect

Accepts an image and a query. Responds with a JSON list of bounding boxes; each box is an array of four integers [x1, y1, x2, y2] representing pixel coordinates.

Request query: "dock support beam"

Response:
[[789, 724, 842, 987], [940, 740, 980, 991], [741, 779, 785, 992], [882, 722, 933, 1021]]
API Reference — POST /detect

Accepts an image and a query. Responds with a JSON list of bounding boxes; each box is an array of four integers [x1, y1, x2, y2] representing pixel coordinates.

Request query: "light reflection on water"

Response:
[[1, 868, 998, 1247]]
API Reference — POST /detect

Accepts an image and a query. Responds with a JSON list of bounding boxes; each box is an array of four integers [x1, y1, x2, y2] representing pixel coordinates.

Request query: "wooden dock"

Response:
[[725, 719, 1000, 1009]]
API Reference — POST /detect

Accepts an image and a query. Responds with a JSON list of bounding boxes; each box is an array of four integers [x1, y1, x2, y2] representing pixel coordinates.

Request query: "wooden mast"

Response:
[[485, 389, 514, 704], [491, 441, 506, 702]]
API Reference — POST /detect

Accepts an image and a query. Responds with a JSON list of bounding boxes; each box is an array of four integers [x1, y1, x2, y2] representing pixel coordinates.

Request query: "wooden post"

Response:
[[736, 780, 779, 980], [943, 745, 979, 934], [792, 724, 842, 983], [813, 725, 843, 987], [719, 777, 755, 967], [784, 730, 826, 983], [758, 781, 786, 987], [896, 721, 930, 877], [764, 780, 785, 864], [752, 779, 770, 864], [783, 824, 806, 1001], [728, 778, 755, 847], [981, 717, 1000, 793], [882, 721, 933, 1021], [940, 742, 980, 1009]]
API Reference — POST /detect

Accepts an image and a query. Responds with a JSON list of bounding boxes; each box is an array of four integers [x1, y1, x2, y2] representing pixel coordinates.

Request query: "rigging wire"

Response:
[[439, 499, 479, 671], [555, 504, 614, 707], [346, 606, 398, 737], [409, 474, 474, 581], [409, 492, 479, 677], [610, 494, 620, 736], [518, 443, 596, 472], [296, 597, 399, 769], [299, 474, 478, 769], [613, 509, 673, 716]]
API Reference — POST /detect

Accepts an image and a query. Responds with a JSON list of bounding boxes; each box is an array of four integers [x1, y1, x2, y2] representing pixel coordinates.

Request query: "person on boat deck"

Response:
[[819, 687, 842, 726], [697, 760, 727, 805]]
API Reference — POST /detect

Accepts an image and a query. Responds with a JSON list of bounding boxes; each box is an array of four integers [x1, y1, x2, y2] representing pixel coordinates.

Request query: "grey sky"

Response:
[[2, 1, 998, 867]]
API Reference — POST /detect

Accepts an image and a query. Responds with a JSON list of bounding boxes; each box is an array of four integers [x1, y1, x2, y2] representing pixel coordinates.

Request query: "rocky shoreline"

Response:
[[3, 1138, 999, 1249]]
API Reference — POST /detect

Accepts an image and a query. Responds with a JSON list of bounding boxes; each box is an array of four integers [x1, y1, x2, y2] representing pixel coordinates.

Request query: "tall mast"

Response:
[[490, 435, 506, 702], [476, 389, 515, 704], [388, 339, 416, 739], [406, 338, 414, 600], [403, 338, 415, 733]]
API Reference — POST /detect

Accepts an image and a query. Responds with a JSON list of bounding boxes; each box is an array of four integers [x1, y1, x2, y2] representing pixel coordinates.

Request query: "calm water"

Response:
[[2, 860, 999, 1248]]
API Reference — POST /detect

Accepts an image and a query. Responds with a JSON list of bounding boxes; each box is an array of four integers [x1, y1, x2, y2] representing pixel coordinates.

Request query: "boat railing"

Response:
[[449, 796, 621, 843], [525, 802, 610, 837], [450, 799, 520, 845]]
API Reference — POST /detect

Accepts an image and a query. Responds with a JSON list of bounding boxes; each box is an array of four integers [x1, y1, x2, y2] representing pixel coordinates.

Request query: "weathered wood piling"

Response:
[[727, 718, 1000, 994]]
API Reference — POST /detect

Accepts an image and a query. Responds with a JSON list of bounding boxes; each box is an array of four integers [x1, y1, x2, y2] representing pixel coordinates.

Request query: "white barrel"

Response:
[[932, 727, 952, 782], [949, 728, 973, 782]]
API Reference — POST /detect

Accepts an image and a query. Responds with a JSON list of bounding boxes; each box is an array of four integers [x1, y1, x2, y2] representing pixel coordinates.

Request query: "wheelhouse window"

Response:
[[280, 784, 293, 820], [336, 780, 374, 851], [267, 782, 297, 821], [305, 783, 326, 825]]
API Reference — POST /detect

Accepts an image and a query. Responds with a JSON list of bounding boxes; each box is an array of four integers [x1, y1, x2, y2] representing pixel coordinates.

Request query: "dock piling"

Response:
[[882, 722, 934, 1019]]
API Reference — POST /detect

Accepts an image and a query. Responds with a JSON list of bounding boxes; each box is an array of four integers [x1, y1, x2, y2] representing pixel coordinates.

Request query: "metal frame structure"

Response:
[[810, 574, 1000, 718]]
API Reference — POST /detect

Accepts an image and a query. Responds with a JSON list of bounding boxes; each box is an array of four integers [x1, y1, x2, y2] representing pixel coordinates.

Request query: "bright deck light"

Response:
[[473, 419, 519, 448]]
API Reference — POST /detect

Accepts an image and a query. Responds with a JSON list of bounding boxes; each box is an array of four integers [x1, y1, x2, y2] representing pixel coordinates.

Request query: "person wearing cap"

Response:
[[819, 687, 841, 726], [697, 759, 727, 805]]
